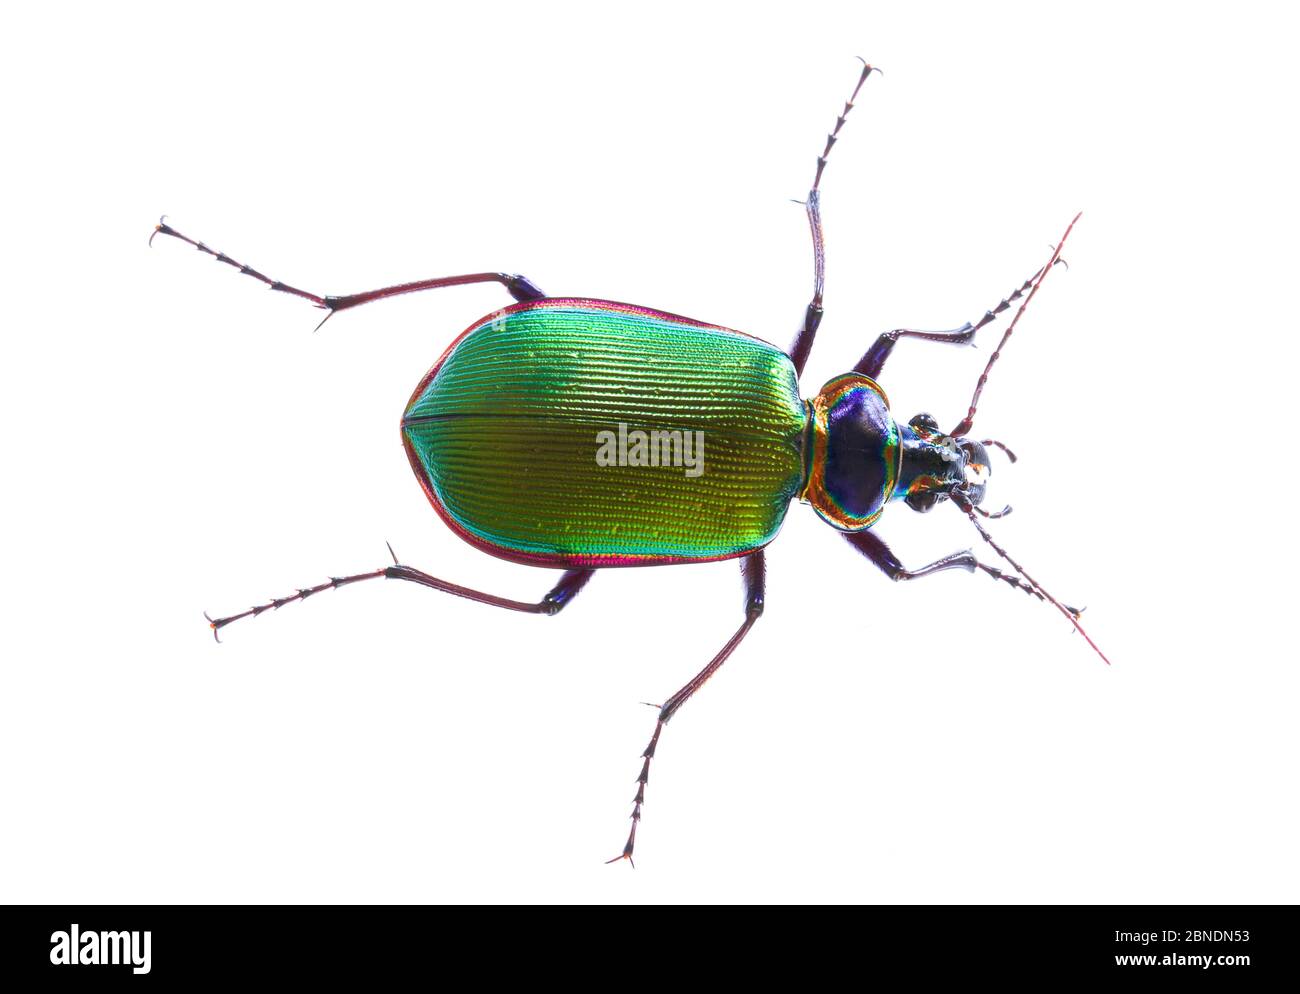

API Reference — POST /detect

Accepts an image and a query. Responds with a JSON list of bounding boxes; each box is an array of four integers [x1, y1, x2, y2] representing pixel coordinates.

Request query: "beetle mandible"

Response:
[[152, 61, 1107, 865]]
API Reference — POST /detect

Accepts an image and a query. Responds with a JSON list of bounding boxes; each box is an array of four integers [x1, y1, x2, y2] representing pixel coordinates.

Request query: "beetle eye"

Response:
[[909, 412, 940, 437], [905, 490, 945, 513]]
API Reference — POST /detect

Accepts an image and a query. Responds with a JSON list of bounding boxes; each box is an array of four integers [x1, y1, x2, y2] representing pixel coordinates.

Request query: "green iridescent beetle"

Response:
[[154, 62, 1106, 865]]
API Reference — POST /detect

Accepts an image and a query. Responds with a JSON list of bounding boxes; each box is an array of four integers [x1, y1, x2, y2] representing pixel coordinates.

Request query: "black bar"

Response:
[[0, 905, 1294, 984]]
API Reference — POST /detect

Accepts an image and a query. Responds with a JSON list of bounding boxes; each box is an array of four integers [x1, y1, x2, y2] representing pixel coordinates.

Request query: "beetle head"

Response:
[[897, 413, 996, 513]]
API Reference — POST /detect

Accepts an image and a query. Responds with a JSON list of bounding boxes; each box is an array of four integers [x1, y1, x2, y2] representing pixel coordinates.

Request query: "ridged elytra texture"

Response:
[[401, 299, 807, 566]]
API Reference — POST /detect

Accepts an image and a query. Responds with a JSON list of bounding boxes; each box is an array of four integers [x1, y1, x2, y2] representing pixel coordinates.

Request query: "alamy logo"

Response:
[[50, 924, 151, 975], [595, 423, 705, 478]]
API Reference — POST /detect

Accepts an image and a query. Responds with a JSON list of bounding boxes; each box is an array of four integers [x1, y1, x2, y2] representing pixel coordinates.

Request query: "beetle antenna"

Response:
[[950, 213, 1080, 437], [953, 494, 1110, 665], [981, 438, 1018, 464]]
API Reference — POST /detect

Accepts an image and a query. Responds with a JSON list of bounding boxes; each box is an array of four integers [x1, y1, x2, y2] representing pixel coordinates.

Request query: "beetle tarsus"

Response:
[[203, 567, 390, 639], [605, 840, 636, 869], [854, 255, 1068, 381], [975, 562, 1038, 598], [149, 218, 330, 308], [607, 554, 764, 866], [787, 61, 881, 375], [203, 610, 222, 643], [950, 213, 1081, 437], [956, 494, 1110, 664], [609, 730, 657, 867], [148, 215, 170, 247]]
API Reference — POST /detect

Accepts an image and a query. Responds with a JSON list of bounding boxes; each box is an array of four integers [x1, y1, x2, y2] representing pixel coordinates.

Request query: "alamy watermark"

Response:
[[50, 924, 151, 974], [595, 423, 705, 477]]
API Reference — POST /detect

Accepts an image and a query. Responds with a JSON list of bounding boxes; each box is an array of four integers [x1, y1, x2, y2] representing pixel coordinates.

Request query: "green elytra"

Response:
[[401, 299, 809, 566]]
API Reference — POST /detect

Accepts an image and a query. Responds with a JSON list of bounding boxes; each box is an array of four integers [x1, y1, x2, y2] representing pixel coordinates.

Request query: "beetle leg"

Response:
[[607, 550, 765, 867], [845, 530, 1047, 604], [151, 218, 543, 330], [204, 556, 594, 641], [852, 257, 1064, 381], [948, 215, 1079, 437], [787, 61, 880, 376]]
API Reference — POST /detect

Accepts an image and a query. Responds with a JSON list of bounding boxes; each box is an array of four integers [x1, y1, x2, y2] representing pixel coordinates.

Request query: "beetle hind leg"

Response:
[[203, 548, 595, 641], [150, 218, 544, 332]]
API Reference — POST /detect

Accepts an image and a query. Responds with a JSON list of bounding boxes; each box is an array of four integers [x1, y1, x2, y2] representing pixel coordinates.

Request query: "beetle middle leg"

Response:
[[150, 219, 544, 331], [845, 530, 1051, 604], [607, 550, 766, 866], [852, 258, 1063, 381], [203, 548, 594, 641], [787, 61, 880, 376]]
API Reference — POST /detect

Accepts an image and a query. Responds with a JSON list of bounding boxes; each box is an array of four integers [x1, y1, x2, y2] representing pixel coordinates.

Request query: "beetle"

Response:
[[152, 61, 1107, 865]]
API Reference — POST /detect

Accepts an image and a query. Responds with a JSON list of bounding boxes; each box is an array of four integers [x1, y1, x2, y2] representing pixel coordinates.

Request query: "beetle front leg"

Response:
[[845, 530, 1047, 603], [853, 259, 1061, 380], [608, 550, 766, 867], [151, 219, 544, 331], [204, 547, 594, 641]]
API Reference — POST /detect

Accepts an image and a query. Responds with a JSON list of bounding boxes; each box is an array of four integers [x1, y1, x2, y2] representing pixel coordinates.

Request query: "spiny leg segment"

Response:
[[950, 213, 1081, 437], [150, 218, 544, 331], [854, 258, 1066, 381], [787, 60, 880, 376], [607, 550, 766, 867], [845, 530, 1072, 611], [204, 543, 594, 641]]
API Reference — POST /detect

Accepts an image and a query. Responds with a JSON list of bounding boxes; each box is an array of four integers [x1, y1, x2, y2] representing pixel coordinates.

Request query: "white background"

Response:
[[2, 1, 1297, 904]]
